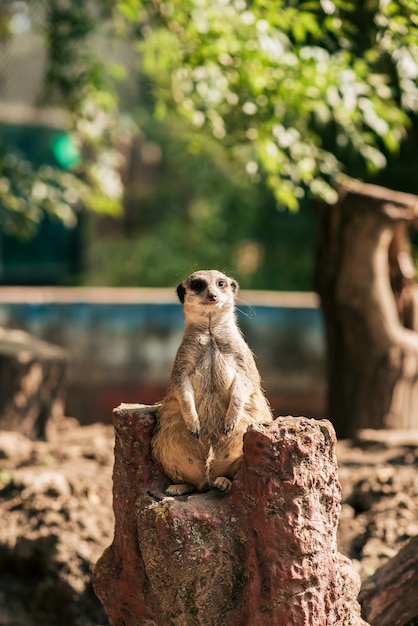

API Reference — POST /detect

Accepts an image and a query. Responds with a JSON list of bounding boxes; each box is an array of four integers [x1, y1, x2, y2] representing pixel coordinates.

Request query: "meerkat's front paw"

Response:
[[212, 476, 232, 493], [224, 414, 240, 435], [224, 407, 241, 435], [183, 415, 201, 439], [165, 483, 196, 496]]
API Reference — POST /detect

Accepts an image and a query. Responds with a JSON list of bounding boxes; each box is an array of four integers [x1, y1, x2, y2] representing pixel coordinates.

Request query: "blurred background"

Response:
[[0, 1, 315, 290], [0, 0, 325, 425], [0, 0, 417, 427]]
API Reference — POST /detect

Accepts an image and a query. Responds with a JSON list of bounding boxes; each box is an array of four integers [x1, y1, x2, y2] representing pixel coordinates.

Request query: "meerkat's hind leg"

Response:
[[212, 476, 232, 492], [165, 482, 197, 496]]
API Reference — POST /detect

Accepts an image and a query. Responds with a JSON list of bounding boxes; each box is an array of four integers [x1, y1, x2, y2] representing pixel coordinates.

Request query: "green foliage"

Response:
[[2, 0, 418, 287], [41, 0, 115, 112], [0, 149, 88, 239], [123, 0, 418, 209], [0, 0, 125, 239], [83, 111, 315, 289], [80, 0, 418, 288], [41, 0, 127, 218]]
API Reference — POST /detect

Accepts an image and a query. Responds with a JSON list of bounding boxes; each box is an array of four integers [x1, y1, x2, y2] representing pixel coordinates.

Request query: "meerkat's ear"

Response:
[[176, 283, 186, 303], [230, 279, 238, 294]]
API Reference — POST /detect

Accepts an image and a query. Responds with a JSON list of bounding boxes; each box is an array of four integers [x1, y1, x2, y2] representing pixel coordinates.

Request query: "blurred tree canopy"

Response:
[[1, 0, 418, 288], [84, 109, 315, 289], [0, 0, 123, 240], [122, 0, 418, 205], [89, 0, 418, 288]]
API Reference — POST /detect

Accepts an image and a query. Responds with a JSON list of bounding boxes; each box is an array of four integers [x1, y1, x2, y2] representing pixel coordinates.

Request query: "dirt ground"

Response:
[[0, 418, 417, 626]]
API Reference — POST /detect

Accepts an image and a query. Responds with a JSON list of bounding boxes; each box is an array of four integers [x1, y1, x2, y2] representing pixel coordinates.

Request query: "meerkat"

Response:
[[152, 269, 273, 496]]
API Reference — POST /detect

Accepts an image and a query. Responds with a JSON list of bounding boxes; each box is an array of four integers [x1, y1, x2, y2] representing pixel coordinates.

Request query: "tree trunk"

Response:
[[314, 178, 418, 438], [359, 535, 418, 626], [0, 327, 67, 439], [93, 404, 368, 626]]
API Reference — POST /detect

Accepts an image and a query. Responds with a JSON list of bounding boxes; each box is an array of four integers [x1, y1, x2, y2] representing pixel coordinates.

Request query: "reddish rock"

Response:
[[93, 404, 368, 625]]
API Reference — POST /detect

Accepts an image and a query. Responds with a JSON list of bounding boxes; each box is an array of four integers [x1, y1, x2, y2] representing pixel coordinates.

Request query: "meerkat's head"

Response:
[[177, 270, 238, 322]]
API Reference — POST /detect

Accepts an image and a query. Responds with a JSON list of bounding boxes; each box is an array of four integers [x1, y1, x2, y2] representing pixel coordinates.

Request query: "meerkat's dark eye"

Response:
[[217, 279, 226, 288], [190, 278, 206, 293]]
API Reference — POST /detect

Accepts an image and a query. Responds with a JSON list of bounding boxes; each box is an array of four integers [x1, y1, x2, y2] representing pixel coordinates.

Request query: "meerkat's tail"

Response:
[[205, 445, 215, 483]]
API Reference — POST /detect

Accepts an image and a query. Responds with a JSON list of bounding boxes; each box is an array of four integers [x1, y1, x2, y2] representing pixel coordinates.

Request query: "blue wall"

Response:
[[0, 288, 326, 424]]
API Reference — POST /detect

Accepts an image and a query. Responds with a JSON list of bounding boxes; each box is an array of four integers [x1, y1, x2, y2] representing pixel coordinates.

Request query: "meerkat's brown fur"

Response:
[[152, 269, 273, 496]]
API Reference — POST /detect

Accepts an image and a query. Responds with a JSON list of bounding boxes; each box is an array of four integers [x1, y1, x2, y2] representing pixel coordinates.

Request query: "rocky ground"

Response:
[[0, 418, 417, 626], [0, 420, 114, 626]]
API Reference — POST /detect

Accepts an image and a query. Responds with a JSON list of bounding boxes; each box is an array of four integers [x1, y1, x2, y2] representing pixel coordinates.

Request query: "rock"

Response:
[[0, 327, 67, 439], [93, 404, 368, 625], [0, 430, 33, 465], [0, 421, 114, 626]]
